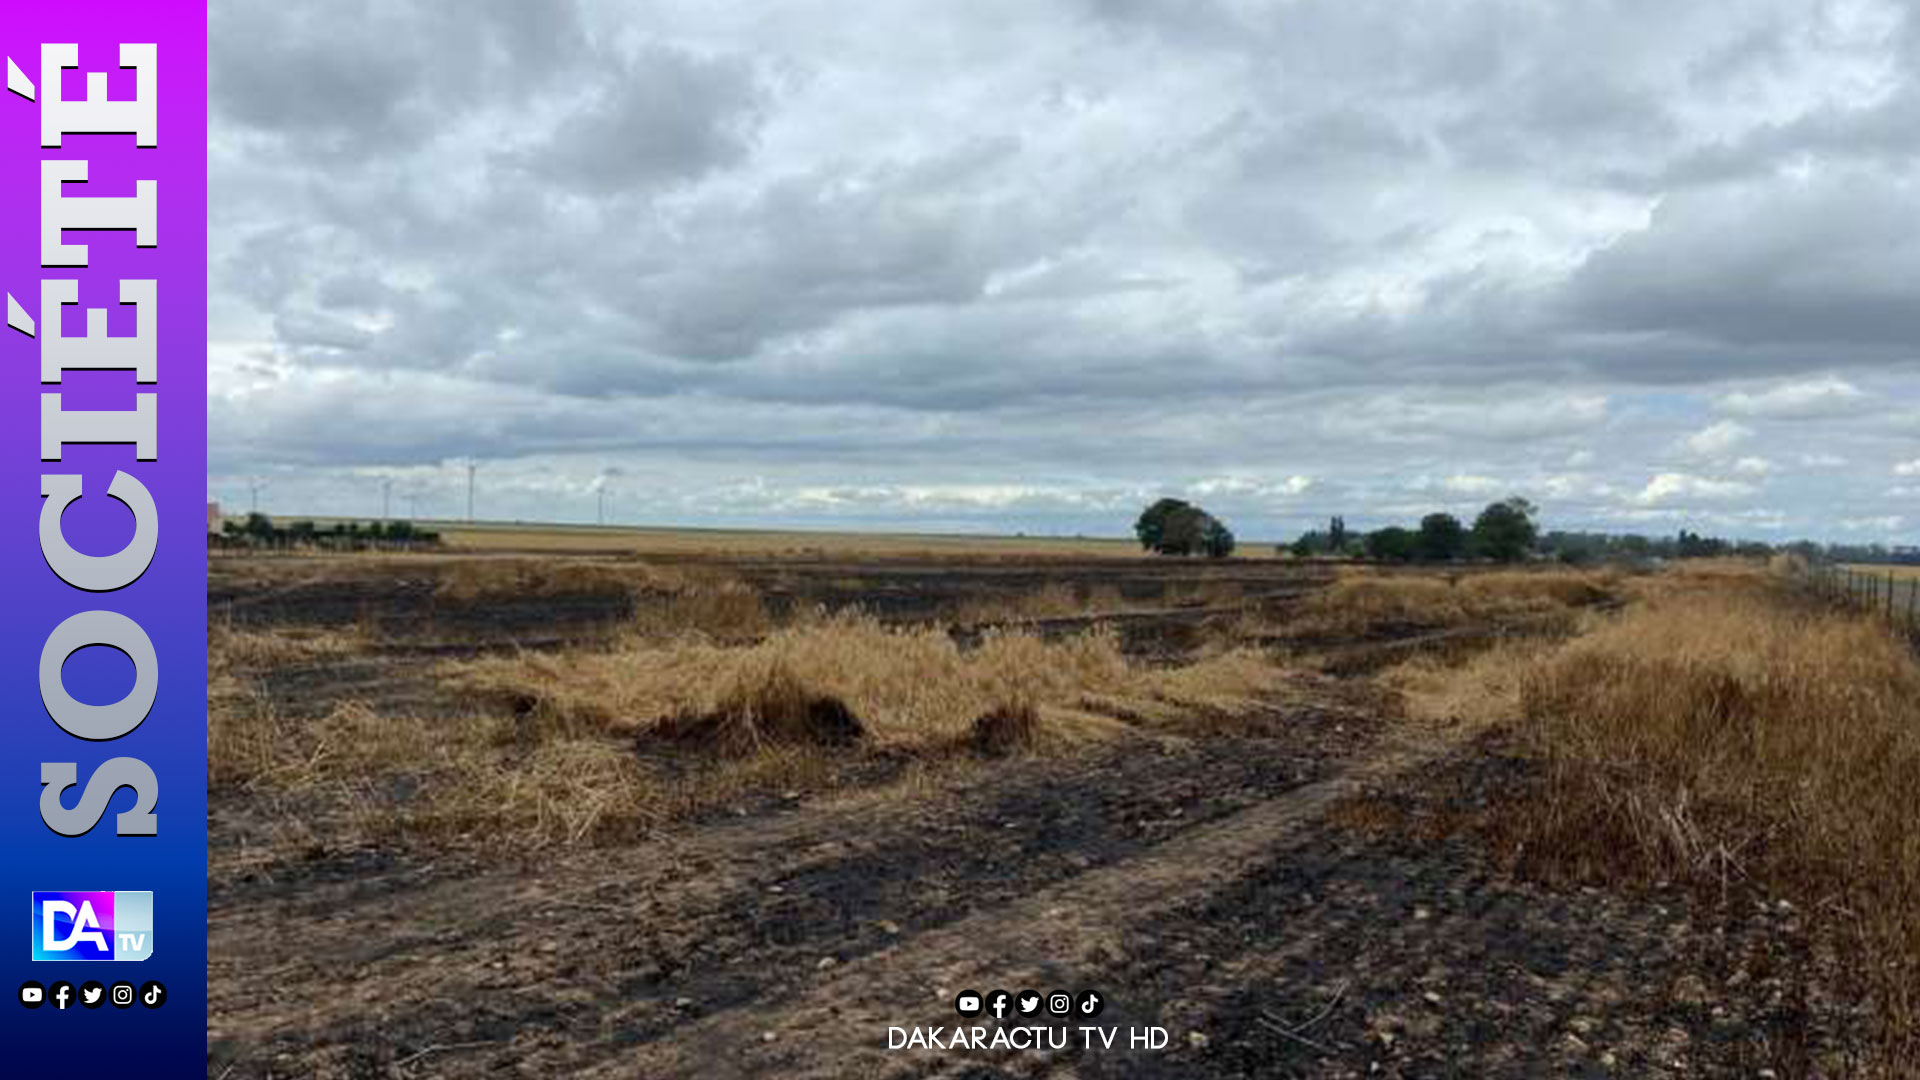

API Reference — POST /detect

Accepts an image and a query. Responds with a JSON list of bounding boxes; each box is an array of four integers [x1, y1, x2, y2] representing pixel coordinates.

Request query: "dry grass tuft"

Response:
[[631, 578, 772, 643], [207, 622, 368, 789], [655, 659, 864, 757], [448, 609, 1291, 757], [1377, 637, 1554, 731], [210, 621, 363, 669], [1288, 568, 1614, 638], [207, 615, 662, 852], [433, 555, 776, 642], [971, 701, 1041, 756], [1503, 573, 1920, 1060], [1294, 575, 1464, 634], [432, 557, 667, 602], [450, 611, 1138, 746], [1458, 569, 1616, 608]]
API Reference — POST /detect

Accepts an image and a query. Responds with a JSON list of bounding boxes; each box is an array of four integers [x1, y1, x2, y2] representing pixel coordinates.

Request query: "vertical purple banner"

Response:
[[0, 2, 206, 1072]]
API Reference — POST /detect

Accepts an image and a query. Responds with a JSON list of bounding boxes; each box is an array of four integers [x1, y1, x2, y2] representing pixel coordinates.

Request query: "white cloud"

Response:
[[1682, 420, 1753, 456], [1839, 515, 1905, 534], [1731, 456, 1774, 475], [1718, 376, 1870, 420], [1442, 474, 1504, 496], [1798, 452, 1847, 468], [1895, 460, 1920, 477], [1634, 472, 1757, 506], [1190, 474, 1314, 499]]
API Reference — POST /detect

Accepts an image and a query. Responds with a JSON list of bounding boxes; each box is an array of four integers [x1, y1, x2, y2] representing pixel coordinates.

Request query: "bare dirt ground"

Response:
[[205, 553, 1865, 1078]]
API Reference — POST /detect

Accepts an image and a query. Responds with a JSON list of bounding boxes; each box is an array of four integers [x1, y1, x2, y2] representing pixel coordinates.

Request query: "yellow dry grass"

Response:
[[422, 520, 1162, 558], [207, 617, 660, 851], [431, 557, 675, 602], [1288, 567, 1616, 637], [1505, 570, 1920, 1062], [447, 610, 1284, 751], [207, 622, 367, 788], [1846, 563, 1920, 581], [211, 588, 1297, 864], [1375, 635, 1562, 731], [429, 556, 780, 642], [629, 578, 774, 643]]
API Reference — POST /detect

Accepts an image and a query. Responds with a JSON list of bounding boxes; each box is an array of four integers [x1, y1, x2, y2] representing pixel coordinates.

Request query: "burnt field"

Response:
[[210, 550, 1330, 650], [206, 550, 1909, 1078]]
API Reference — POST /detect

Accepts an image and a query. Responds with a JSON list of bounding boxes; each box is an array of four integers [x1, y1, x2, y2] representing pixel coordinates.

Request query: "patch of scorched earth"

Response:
[[207, 699, 1382, 1080], [1080, 740, 1865, 1080]]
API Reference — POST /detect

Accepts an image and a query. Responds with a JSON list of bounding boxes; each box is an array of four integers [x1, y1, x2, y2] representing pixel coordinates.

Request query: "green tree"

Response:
[[1364, 526, 1418, 562], [1147, 503, 1234, 557], [1328, 515, 1348, 554], [1200, 515, 1236, 558], [1134, 498, 1193, 552], [1676, 529, 1730, 559], [1416, 513, 1467, 561], [1470, 497, 1538, 562], [1288, 530, 1327, 558]]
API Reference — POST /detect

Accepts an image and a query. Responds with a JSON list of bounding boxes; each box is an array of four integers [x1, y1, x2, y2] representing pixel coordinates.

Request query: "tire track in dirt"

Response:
[[546, 732, 1837, 1080], [551, 735, 1452, 1079], [206, 703, 1382, 1079]]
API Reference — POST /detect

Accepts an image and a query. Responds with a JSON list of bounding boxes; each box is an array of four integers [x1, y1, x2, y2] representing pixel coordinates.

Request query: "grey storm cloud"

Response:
[[207, 0, 1920, 543], [518, 45, 768, 194], [1562, 170, 1920, 353]]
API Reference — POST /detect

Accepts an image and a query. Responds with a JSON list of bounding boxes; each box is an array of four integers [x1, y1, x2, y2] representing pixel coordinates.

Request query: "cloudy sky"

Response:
[[208, 0, 1919, 543]]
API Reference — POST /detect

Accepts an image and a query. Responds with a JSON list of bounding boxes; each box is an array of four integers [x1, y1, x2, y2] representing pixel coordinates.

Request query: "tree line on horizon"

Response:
[[1136, 494, 1910, 565], [212, 513, 443, 551], [1288, 497, 1539, 562]]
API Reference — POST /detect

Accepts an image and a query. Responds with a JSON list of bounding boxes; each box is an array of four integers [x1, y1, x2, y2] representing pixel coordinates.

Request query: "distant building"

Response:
[[207, 501, 221, 534]]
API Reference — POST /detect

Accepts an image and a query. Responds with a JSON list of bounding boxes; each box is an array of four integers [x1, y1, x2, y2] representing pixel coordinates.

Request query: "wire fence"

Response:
[[1807, 563, 1920, 635]]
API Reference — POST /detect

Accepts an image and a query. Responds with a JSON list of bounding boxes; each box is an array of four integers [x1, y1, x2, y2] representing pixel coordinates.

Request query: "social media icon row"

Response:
[[19, 980, 164, 1010], [955, 987, 1104, 1020]]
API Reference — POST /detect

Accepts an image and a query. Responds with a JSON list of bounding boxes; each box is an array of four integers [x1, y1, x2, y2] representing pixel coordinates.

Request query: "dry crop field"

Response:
[[1846, 563, 1920, 580], [205, 541, 1919, 1078], [262, 517, 1206, 559]]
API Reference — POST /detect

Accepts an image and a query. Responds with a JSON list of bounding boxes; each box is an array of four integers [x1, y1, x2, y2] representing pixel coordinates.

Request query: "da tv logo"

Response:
[[31, 892, 153, 961]]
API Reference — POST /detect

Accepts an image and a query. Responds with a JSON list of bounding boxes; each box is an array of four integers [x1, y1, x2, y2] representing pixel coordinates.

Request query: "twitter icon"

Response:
[[1016, 990, 1041, 1016], [79, 980, 106, 1009]]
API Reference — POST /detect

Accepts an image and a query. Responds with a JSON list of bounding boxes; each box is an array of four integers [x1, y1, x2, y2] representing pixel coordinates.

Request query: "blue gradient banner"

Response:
[[1, 2, 206, 1073]]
